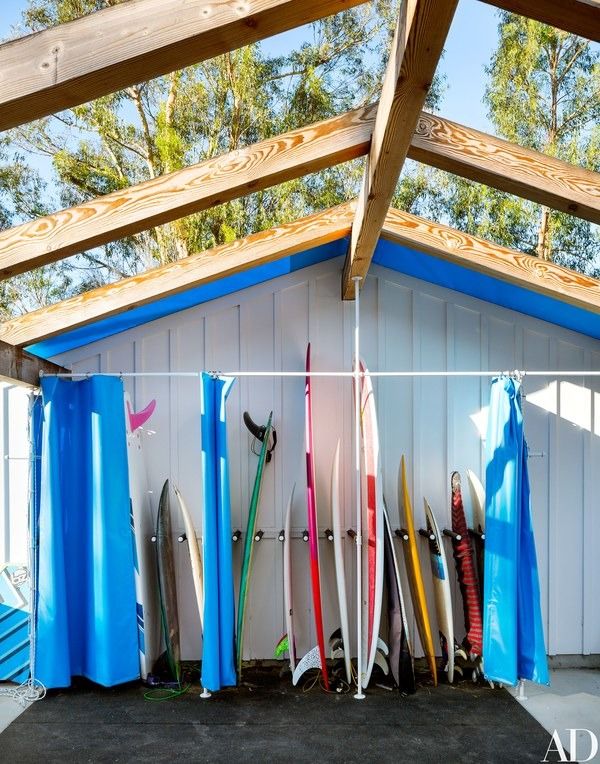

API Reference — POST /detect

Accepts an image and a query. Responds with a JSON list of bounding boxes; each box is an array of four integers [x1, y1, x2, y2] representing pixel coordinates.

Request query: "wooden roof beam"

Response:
[[0, 0, 368, 133], [341, 0, 459, 299], [0, 203, 356, 348], [6, 200, 600, 349], [1, 99, 597, 280], [382, 207, 600, 312], [408, 112, 600, 225], [0, 105, 375, 279], [479, 1, 600, 42], [0, 340, 67, 387]]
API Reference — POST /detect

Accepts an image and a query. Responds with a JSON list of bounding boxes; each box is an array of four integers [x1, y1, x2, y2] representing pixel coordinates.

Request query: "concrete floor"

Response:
[[510, 669, 600, 761], [0, 694, 28, 735], [0, 667, 553, 763]]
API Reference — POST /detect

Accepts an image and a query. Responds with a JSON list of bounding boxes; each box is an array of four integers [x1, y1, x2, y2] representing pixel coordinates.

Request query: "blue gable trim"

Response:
[[373, 239, 600, 341], [28, 235, 600, 360], [28, 238, 348, 358]]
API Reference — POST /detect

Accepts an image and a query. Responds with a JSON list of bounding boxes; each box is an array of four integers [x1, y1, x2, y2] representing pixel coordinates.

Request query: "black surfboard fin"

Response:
[[244, 411, 266, 441], [243, 411, 277, 463]]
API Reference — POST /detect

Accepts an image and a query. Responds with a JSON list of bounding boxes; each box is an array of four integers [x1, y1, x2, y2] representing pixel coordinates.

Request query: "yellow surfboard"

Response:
[[399, 456, 437, 686]]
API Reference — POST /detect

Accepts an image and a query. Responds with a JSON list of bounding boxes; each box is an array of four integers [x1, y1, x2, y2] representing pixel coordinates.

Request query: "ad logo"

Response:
[[542, 729, 598, 762]]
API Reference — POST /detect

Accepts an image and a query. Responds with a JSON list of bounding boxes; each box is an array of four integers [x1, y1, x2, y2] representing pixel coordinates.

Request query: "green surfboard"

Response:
[[236, 411, 275, 676]]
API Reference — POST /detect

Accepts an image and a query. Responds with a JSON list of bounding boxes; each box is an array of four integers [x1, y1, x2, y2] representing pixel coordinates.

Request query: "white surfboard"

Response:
[[358, 363, 385, 689], [283, 484, 296, 672], [423, 499, 454, 683], [174, 486, 204, 631], [125, 392, 159, 680], [466, 469, 486, 534], [331, 441, 351, 684]]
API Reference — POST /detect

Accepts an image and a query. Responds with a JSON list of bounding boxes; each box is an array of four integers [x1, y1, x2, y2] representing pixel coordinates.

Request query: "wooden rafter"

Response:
[[341, 0, 458, 299], [0, 340, 67, 387], [480, 0, 600, 42], [0, 203, 355, 348], [7, 200, 600, 350], [0, 0, 368, 133], [382, 207, 600, 312], [1, 99, 598, 280], [408, 112, 600, 225], [0, 105, 375, 279]]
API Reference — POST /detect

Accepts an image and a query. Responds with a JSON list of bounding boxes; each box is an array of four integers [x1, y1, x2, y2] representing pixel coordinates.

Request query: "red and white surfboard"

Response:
[[292, 343, 330, 690], [358, 362, 385, 687]]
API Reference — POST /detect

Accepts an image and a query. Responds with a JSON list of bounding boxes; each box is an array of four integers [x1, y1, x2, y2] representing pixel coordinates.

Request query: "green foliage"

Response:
[[395, 12, 599, 275], [0, 2, 598, 321]]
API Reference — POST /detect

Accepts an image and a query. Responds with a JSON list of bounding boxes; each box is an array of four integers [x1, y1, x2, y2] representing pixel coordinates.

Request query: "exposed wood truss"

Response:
[[0, 204, 355, 347], [5, 201, 600, 350], [0, 105, 375, 279], [481, 0, 600, 42], [0, 0, 368, 133], [408, 113, 600, 225], [342, 0, 458, 299], [0, 0, 599, 379], [0, 340, 67, 387]]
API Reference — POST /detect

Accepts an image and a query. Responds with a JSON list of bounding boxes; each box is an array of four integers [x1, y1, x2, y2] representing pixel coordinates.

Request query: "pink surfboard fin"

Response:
[[127, 398, 156, 433]]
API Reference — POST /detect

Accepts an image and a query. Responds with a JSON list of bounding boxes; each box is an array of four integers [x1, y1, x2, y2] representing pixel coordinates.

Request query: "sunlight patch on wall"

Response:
[[469, 380, 596, 440]]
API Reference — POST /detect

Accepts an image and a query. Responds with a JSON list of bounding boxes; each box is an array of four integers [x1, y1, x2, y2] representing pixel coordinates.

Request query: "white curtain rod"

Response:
[[39, 370, 600, 378]]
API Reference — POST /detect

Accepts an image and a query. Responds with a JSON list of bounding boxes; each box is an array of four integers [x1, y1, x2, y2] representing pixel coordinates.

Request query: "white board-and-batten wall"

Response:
[[47, 256, 600, 663]]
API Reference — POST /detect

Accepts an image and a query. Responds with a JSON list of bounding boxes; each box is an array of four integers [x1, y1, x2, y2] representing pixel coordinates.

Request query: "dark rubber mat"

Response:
[[0, 667, 554, 763]]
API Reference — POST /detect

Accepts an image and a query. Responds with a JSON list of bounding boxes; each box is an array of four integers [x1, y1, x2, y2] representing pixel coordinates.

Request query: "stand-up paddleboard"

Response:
[[383, 506, 416, 693], [358, 362, 385, 689], [399, 456, 437, 685], [237, 411, 275, 676], [0, 563, 30, 683], [125, 392, 159, 680], [156, 479, 181, 683], [293, 344, 330, 690], [423, 499, 454, 683], [174, 487, 204, 631], [466, 469, 486, 606], [331, 441, 351, 684], [451, 472, 482, 658]]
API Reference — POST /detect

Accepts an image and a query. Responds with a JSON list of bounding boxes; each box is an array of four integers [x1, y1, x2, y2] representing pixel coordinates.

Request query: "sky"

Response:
[[0, 0, 500, 129], [0, 0, 500, 180]]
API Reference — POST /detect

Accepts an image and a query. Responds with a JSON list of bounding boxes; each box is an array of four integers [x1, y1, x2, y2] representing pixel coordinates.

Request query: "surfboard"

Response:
[[382, 505, 416, 693], [423, 499, 454, 683], [125, 392, 159, 680], [0, 563, 30, 684], [156, 479, 181, 683], [358, 362, 385, 688], [331, 440, 351, 684], [450, 471, 482, 658], [174, 486, 203, 632], [466, 468, 486, 606], [293, 343, 330, 690], [281, 484, 297, 672], [399, 456, 437, 685], [236, 411, 274, 676]]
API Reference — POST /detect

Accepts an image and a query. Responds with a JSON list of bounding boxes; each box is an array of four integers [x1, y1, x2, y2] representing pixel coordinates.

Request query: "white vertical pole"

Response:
[[353, 275, 365, 700]]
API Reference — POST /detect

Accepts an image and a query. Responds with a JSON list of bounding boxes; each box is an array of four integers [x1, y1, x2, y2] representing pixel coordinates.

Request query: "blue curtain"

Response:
[[200, 373, 236, 691], [483, 376, 549, 686], [35, 376, 139, 689]]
